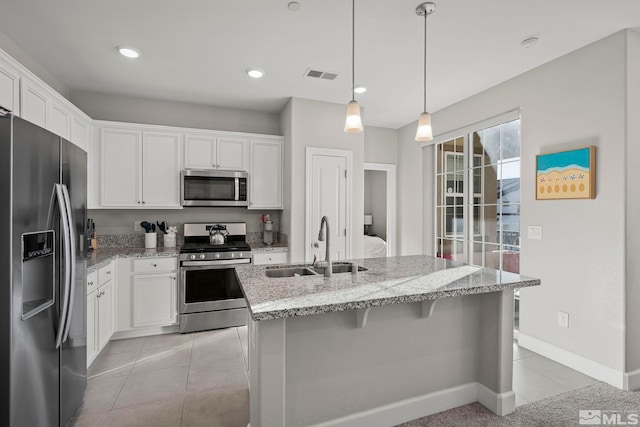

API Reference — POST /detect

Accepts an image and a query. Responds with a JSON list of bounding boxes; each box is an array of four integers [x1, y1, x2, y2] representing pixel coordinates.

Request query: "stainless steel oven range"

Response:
[[178, 222, 251, 333]]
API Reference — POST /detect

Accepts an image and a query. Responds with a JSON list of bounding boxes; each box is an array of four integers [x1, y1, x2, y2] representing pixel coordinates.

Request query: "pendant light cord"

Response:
[[351, 0, 356, 102], [423, 10, 427, 113]]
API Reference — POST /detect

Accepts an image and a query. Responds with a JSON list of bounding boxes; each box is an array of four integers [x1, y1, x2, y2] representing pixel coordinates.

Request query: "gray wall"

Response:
[[364, 126, 398, 164], [626, 30, 640, 373], [88, 208, 280, 238], [282, 97, 365, 262], [70, 90, 281, 135], [398, 30, 631, 374], [0, 29, 69, 98]]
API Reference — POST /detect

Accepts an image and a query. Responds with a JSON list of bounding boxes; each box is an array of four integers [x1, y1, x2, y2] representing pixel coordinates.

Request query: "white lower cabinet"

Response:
[[87, 262, 115, 367], [252, 251, 288, 265], [133, 273, 177, 327], [115, 256, 179, 338]]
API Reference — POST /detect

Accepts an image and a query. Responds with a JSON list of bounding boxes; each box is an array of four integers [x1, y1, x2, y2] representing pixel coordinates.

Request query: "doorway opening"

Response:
[[363, 162, 396, 257]]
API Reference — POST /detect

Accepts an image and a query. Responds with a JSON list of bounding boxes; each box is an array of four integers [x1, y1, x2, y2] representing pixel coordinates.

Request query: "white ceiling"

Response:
[[1, 0, 639, 129]]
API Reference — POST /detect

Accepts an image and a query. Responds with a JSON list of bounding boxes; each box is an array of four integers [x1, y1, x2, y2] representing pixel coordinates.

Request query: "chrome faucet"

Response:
[[317, 216, 332, 277]]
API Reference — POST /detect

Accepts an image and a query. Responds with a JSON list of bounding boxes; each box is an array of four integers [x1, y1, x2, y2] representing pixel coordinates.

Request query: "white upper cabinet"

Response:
[[100, 125, 182, 209], [217, 137, 246, 170], [0, 57, 20, 113], [249, 139, 283, 209], [101, 128, 142, 207], [142, 131, 182, 208], [184, 134, 247, 171], [49, 101, 71, 140], [20, 78, 48, 129], [71, 116, 91, 152]]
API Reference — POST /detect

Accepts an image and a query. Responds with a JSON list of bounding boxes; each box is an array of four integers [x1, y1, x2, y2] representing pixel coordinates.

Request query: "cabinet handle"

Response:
[[88, 281, 94, 286], [142, 201, 145, 204], [106, 270, 111, 275], [138, 201, 141, 204], [152, 263, 157, 267]]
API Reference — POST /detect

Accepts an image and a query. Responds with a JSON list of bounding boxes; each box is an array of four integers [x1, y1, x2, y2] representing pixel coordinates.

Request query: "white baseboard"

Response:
[[624, 368, 640, 391], [477, 383, 515, 416], [518, 333, 624, 389], [111, 325, 179, 340], [310, 382, 512, 427]]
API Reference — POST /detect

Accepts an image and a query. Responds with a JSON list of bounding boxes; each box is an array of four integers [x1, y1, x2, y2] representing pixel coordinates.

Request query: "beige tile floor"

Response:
[[71, 329, 597, 426], [71, 326, 250, 427]]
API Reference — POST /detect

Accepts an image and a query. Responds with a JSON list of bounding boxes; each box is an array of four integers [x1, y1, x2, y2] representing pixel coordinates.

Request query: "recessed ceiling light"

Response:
[[354, 85, 367, 94], [521, 36, 539, 49], [246, 68, 265, 78], [117, 46, 141, 58]]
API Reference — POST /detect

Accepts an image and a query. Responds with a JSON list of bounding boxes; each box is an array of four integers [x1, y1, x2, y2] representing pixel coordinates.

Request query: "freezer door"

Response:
[[7, 116, 61, 427], [60, 140, 87, 426]]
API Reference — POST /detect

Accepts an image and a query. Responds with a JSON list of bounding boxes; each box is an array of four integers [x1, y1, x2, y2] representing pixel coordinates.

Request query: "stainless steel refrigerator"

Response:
[[0, 111, 87, 426]]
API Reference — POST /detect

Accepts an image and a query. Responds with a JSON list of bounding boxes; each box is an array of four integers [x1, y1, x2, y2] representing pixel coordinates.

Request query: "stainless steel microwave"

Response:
[[181, 170, 248, 207]]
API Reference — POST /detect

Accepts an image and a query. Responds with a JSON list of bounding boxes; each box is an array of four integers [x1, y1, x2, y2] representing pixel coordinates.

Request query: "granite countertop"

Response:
[[85, 247, 182, 272], [236, 255, 541, 321], [250, 242, 289, 252]]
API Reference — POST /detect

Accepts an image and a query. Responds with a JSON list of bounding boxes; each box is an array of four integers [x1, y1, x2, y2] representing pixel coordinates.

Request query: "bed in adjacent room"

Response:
[[363, 235, 387, 258]]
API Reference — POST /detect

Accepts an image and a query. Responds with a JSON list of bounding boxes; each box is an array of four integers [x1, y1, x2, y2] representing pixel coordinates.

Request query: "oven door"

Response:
[[179, 262, 247, 314]]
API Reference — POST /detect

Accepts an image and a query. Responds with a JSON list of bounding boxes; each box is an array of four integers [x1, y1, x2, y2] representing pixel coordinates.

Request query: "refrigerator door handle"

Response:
[[48, 183, 72, 349], [60, 184, 76, 344]]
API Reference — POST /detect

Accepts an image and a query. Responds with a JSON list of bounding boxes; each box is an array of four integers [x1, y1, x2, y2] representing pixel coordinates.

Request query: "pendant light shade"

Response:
[[415, 2, 436, 142], [344, 0, 363, 133], [345, 100, 363, 133], [415, 112, 433, 141]]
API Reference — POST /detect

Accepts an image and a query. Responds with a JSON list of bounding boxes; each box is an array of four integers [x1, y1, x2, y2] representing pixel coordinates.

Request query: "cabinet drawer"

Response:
[[133, 257, 177, 274], [252, 251, 287, 265], [87, 271, 98, 295], [98, 263, 114, 286]]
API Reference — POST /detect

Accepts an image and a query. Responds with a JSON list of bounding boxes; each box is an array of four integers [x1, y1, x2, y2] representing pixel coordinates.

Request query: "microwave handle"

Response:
[[235, 177, 239, 201]]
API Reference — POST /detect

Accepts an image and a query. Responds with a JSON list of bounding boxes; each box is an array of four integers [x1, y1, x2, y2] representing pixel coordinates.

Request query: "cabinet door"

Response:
[[49, 101, 70, 139], [71, 115, 91, 151], [86, 290, 99, 366], [133, 273, 177, 327], [0, 60, 20, 113], [21, 79, 48, 128], [184, 134, 216, 170], [97, 281, 114, 351], [249, 139, 283, 209], [217, 137, 247, 170], [142, 132, 182, 208], [101, 128, 142, 207]]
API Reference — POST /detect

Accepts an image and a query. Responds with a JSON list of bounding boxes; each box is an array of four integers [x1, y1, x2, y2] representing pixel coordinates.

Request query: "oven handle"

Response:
[[181, 259, 251, 268]]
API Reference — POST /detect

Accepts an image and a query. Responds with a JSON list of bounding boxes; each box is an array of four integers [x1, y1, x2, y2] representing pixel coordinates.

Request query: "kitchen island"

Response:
[[236, 255, 540, 427]]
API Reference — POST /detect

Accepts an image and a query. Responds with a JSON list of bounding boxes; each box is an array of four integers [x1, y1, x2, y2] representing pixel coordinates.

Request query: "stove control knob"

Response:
[[199, 254, 206, 260], [239, 252, 243, 258], [190, 255, 196, 260], [231, 253, 235, 258], [215, 253, 220, 259]]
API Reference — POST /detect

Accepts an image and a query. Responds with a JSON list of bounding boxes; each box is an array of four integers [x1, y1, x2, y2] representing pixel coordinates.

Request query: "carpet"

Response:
[[396, 382, 640, 427]]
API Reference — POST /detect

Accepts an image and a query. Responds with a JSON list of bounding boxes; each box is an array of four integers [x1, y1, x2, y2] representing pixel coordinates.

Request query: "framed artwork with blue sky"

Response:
[[536, 146, 596, 200]]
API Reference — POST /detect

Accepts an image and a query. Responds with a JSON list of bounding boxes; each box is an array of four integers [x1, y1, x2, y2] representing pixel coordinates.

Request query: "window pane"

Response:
[[502, 120, 521, 161], [473, 205, 500, 243], [445, 206, 464, 237], [498, 174, 520, 205], [482, 165, 499, 205], [440, 239, 464, 262], [436, 207, 444, 238], [453, 137, 464, 155], [437, 142, 445, 174], [502, 249, 520, 273], [436, 175, 443, 207], [474, 126, 500, 165], [484, 243, 501, 270], [471, 242, 483, 266]]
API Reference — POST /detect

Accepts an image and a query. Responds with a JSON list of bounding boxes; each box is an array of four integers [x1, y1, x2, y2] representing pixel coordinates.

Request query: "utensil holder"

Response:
[[164, 233, 176, 248], [144, 233, 157, 249]]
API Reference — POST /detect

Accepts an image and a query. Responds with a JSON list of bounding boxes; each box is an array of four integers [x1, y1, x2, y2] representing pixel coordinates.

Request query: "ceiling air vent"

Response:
[[304, 68, 339, 81]]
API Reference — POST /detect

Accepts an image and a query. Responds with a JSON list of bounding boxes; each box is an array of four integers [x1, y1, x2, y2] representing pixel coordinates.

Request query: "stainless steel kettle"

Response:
[[209, 225, 228, 245]]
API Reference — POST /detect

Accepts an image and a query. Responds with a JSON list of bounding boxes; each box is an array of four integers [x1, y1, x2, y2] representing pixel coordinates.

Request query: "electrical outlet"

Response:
[[528, 225, 542, 240], [134, 221, 143, 232], [558, 311, 569, 328]]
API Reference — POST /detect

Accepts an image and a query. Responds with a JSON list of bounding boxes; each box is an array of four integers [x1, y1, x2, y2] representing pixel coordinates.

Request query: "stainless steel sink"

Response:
[[313, 262, 368, 275], [265, 267, 319, 278]]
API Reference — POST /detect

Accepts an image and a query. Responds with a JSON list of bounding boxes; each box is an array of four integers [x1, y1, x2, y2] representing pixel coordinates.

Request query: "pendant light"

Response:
[[344, 0, 363, 133], [415, 2, 436, 142]]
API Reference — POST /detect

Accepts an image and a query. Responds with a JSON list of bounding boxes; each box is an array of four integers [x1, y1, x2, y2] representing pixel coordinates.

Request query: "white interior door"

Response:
[[306, 148, 349, 263]]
